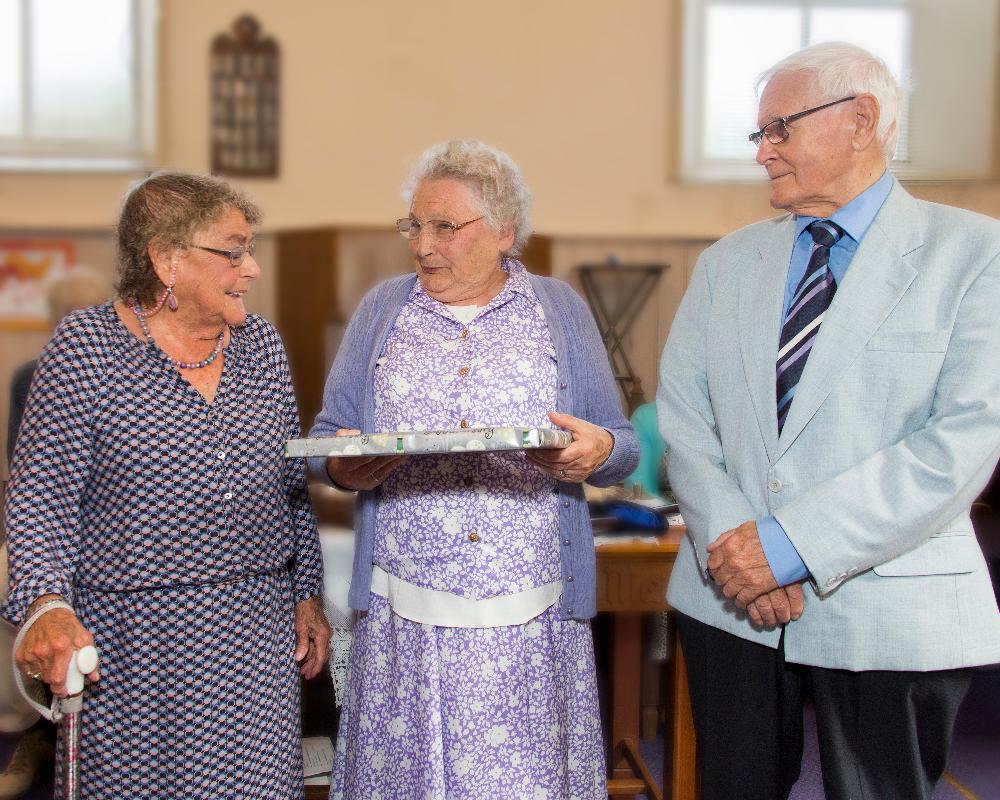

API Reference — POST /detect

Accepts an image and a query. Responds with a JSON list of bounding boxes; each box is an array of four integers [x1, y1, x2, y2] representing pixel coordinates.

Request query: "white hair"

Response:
[[757, 42, 902, 160], [403, 140, 533, 257]]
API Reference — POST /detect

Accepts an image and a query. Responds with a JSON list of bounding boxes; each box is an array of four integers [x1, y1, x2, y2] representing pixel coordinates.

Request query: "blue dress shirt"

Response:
[[758, 170, 895, 585]]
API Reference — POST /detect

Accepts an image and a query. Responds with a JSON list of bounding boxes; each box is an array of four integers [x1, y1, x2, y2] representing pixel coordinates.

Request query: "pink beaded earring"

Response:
[[143, 259, 179, 316], [164, 259, 179, 311]]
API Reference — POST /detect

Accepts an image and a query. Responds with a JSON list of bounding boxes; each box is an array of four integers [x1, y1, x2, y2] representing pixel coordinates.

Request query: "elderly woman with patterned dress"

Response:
[[310, 140, 639, 799], [2, 172, 330, 800]]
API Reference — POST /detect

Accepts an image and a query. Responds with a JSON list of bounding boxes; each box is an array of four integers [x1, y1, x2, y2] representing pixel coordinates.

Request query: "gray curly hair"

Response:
[[757, 42, 902, 161], [115, 171, 261, 306], [402, 140, 533, 257]]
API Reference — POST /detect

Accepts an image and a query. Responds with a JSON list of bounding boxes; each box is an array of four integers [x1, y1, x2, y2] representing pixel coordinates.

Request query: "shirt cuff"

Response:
[[757, 516, 809, 586]]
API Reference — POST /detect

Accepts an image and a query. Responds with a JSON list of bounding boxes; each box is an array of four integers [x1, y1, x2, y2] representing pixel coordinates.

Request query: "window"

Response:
[[681, 0, 998, 181], [0, 0, 158, 171]]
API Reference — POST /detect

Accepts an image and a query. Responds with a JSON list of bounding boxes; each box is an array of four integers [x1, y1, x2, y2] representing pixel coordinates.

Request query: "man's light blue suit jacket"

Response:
[[657, 180, 1000, 671]]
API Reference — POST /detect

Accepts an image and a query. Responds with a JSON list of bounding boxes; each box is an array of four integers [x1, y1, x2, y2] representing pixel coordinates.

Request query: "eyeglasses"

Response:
[[749, 96, 856, 147], [395, 216, 483, 242], [191, 239, 257, 267]]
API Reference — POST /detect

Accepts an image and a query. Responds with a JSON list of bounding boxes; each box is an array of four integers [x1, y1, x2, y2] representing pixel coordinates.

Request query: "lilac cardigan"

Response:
[[309, 270, 638, 620]]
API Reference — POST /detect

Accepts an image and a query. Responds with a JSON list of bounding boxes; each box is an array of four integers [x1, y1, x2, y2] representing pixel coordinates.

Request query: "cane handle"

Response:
[[66, 646, 99, 696]]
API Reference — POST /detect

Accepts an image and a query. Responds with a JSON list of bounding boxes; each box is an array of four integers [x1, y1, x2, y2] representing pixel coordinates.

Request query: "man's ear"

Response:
[[851, 93, 880, 152]]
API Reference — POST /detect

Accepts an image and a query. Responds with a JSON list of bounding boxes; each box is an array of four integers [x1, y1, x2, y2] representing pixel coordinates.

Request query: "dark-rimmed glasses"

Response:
[[396, 217, 483, 242], [749, 96, 856, 147], [191, 239, 257, 267]]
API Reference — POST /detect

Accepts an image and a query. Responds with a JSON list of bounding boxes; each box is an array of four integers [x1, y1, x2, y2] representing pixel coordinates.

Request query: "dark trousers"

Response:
[[675, 612, 971, 800]]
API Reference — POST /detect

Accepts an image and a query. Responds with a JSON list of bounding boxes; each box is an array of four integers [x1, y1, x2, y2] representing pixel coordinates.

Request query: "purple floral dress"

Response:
[[332, 264, 606, 799]]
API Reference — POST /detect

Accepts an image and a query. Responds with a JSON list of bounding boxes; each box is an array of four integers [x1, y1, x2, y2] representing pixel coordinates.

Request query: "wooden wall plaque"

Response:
[[210, 15, 280, 177]]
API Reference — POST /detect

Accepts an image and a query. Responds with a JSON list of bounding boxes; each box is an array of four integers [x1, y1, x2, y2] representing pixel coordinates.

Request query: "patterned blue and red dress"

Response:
[[3, 303, 322, 800]]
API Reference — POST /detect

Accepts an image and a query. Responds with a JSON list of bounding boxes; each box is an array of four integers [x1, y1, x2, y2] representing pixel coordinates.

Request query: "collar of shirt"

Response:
[[784, 169, 895, 319], [408, 257, 535, 322], [794, 168, 895, 245]]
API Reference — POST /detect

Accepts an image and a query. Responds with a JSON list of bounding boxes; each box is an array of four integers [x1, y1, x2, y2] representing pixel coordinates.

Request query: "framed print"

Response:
[[0, 239, 76, 330]]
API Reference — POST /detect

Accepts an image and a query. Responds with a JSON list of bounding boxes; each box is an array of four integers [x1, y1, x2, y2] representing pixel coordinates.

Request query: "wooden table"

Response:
[[597, 527, 696, 800]]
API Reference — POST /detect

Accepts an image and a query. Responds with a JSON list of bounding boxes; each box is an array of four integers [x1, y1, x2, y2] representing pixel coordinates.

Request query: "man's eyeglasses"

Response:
[[191, 239, 257, 267], [395, 217, 483, 242], [749, 96, 856, 147]]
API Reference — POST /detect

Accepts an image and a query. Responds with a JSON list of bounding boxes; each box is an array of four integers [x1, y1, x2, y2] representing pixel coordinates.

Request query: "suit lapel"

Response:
[[776, 183, 921, 455], [739, 216, 794, 463]]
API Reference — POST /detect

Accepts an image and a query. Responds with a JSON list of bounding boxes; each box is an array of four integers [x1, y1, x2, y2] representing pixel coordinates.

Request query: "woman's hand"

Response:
[[15, 595, 99, 697], [294, 595, 331, 679], [324, 429, 405, 491], [525, 411, 614, 483]]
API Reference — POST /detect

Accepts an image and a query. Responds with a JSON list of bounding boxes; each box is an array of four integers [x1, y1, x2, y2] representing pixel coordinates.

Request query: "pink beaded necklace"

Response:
[[132, 305, 226, 370]]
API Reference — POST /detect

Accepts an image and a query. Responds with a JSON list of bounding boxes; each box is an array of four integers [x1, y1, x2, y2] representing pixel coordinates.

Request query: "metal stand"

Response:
[[577, 262, 665, 414]]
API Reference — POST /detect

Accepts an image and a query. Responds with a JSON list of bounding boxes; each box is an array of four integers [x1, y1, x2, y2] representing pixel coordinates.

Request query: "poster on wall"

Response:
[[0, 239, 77, 330]]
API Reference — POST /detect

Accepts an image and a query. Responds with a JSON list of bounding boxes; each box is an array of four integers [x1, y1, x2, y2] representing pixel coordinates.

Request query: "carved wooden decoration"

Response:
[[210, 15, 280, 177]]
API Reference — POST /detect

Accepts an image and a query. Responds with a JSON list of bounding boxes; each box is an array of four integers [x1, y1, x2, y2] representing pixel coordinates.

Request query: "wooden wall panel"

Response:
[[276, 228, 338, 431]]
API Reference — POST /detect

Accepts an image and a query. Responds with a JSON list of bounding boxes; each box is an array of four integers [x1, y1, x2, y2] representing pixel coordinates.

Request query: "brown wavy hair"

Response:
[[115, 171, 261, 306]]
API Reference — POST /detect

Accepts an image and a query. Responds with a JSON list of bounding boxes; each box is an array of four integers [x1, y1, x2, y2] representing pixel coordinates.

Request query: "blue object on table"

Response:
[[590, 500, 669, 532]]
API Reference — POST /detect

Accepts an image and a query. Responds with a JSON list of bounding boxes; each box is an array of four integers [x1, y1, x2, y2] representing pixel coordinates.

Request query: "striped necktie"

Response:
[[776, 220, 844, 434]]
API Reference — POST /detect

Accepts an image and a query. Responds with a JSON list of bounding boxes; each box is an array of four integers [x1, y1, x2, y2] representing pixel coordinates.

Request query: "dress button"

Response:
[[767, 478, 782, 492], [458, 367, 469, 377], [566, 575, 574, 582], [468, 532, 480, 543], [223, 492, 233, 500], [460, 328, 468, 338], [560, 382, 567, 389], [563, 539, 571, 546], [217, 451, 226, 460], [460, 419, 469, 429]]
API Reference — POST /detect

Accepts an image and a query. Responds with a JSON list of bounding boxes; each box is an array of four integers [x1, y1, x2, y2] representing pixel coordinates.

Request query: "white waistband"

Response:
[[370, 565, 561, 628]]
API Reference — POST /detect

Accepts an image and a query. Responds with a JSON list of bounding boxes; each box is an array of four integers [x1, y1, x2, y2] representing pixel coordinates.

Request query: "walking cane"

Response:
[[12, 644, 99, 800]]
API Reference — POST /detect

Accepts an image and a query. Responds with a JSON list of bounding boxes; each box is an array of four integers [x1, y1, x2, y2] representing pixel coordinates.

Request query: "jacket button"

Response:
[[468, 532, 480, 543], [563, 539, 571, 546], [460, 419, 469, 428], [566, 575, 574, 582], [767, 479, 782, 492], [458, 366, 469, 376]]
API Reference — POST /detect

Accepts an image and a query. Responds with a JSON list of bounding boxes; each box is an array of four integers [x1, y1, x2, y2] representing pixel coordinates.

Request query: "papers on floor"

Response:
[[302, 736, 335, 784]]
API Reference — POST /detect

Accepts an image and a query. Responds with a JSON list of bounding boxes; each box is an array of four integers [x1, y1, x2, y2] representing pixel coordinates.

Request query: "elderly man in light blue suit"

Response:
[[657, 42, 1000, 800]]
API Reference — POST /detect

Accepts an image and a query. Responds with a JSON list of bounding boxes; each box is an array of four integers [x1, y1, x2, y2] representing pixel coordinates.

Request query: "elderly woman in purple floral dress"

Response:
[[310, 140, 639, 799], [4, 172, 330, 799]]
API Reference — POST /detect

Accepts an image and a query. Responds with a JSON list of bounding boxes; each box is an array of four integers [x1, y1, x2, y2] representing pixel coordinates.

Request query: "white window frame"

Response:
[[0, 0, 159, 172], [680, 0, 998, 182]]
